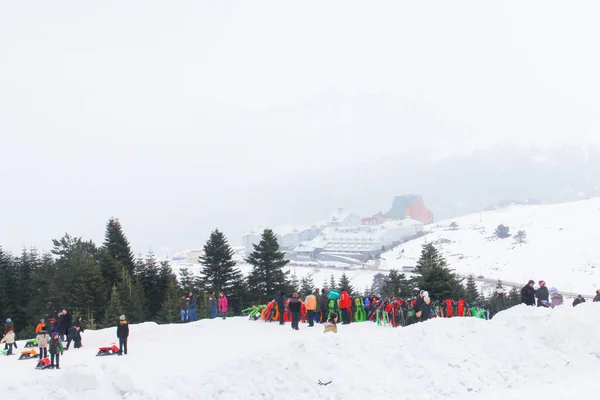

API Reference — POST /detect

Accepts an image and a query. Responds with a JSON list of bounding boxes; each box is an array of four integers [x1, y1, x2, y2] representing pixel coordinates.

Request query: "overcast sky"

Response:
[[1, 1, 600, 256]]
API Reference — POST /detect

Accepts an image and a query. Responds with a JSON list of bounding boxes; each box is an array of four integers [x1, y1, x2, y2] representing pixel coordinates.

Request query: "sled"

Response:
[[36, 358, 51, 369], [24, 339, 38, 348], [96, 345, 120, 356], [19, 349, 38, 360], [353, 297, 366, 322], [0, 349, 8, 356]]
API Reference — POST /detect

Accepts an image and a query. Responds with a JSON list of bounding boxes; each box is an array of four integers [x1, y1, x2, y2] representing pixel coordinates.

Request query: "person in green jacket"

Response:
[[49, 332, 64, 369]]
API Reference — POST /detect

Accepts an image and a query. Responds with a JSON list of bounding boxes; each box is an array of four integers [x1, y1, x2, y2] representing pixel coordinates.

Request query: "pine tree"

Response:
[[136, 251, 162, 320], [415, 243, 465, 301], [289, 272, 300, 295], [157, 277, 181, 324], [178, 268, 195, 294], [363, 285, 371, 297], [370, 273, 387, 297], [246, 229, 291, 303], [465, 275, 479, 304], [496, 279, 504, 290], [338, 273, 354, 295], [103, 217, 136, 276], [329, 274, 336, 292], [494, 224, 511, 239], [117, 268, 146, 324], [321, 279, 329, 293], [450, 222, 459, 230], [299, 274, 315, 298], [507, 287, 520, 307], [381, 269, 412, 298], [104, 285, 124, 327], [199, 229, 243, 296], [515, 230, 527, 243]]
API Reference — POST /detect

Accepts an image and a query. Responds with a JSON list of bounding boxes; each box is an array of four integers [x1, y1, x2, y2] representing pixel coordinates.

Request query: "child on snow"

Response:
[[324, 313, 338, 334], [49, 332, 64, 368], [36, 327, 50, 360], [66, 325, 82, 350], [0, 329, 16, 355], [117, 315, 129, 355]]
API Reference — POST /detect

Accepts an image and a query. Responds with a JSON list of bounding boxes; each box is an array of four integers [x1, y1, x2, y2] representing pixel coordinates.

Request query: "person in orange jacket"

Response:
[[35, 318, 46, 334], [339, 289, 352, 325], [305, 291, 317, 327]]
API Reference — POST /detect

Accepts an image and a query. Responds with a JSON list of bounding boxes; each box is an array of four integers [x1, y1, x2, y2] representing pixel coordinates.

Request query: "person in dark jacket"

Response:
[[415, 290, 426, 313], [188, 292, 197, 321], [48, 332, 64, 369], [66, 325, 82, 350], [313, 288, 321, 324], [276, 292, 286, 325], [319, 290, 329, 323], [117, 315, 129, 355], [521, 280, 536, 306], [417, 296, 432, 322], [536, 281, 549, 307], [594, 290, 600, 303], [573, 295, 586, 307], [495, 289, 507, 314], [288, 293, 302, 330], [179, 295, 188, 322], [57, 310, 72, 342], [74, 316, 85, 333], [209, 292, 218, 319]]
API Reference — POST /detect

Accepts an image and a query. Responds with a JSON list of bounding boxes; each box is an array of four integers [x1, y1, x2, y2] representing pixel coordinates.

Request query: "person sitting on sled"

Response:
[[48, 332, 64, 369], [1, 328, 16, 355], [36, 326, 50, 360], [324, 313, 338, 334]]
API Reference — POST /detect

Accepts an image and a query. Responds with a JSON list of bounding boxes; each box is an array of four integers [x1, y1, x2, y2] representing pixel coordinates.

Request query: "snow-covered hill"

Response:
[[2, 304, 600, 399], [381, 198, 600, 296]]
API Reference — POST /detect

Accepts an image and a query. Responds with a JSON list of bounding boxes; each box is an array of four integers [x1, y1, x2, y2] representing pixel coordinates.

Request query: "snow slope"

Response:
[[2, 304, 600, 399], [381, 198, 600, 295]]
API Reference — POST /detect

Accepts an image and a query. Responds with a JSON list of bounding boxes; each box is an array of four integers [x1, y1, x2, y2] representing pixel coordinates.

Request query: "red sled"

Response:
[[35, 357, 51, 370], [96, 345, 120, 356]]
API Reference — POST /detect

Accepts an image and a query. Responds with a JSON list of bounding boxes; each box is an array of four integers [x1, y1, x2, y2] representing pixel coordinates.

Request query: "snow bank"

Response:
[[2, 304, 600, 399]]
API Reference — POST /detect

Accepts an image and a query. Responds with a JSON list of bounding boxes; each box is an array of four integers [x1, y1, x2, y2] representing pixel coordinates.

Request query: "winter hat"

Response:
[[422, 291, 429, 298], [119, 315, 126, 321], [6, 318, 11, 323], [50, 318, 55, 323], [496, 289, 504, 294], [549, 287, 558, 296], [539, 280, 546, 287], [52, 332, 58, 338], [528, 280, 535, 285], [292, 292, 299, 298]]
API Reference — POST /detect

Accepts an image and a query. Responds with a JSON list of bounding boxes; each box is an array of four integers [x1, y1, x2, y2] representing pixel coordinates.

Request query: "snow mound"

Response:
[[2, 304, 600, 399]]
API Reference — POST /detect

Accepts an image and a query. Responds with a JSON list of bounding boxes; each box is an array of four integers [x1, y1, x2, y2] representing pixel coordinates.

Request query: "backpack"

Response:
[[49, 338, 58, 354]]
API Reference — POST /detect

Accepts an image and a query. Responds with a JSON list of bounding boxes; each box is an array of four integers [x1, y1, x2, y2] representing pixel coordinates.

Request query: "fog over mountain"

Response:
[[1, 1, 600, 255]]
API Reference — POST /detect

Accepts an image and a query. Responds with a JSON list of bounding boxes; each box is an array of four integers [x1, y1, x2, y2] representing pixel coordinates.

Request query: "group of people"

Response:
[[520, 279, 598, 308], [179, 291, 229, 323]]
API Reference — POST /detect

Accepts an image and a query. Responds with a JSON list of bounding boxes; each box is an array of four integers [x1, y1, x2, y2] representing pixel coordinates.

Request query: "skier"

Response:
[[593, 289, 600, 303], [209, 292, 218, 319], [339, 289, 351, 325], [319, 289, 328, 323], [188, 292, 198, 322], [276, 291, 286, 325], [495, 289, 507, 313], [48, 332, 64, 368], [536, 281, 549, 307], [521, 280, 536, 306], [0, 329, 16, 355], [289, 293, 302, 330], [572, 295, 586, 307], [179, 295, 188, 322], [305, 290, 317, 327], [549, 287, 563, 308], [36, 326, 50, 360], [117, 315, 129, 355], [218, 292, 228, 320]]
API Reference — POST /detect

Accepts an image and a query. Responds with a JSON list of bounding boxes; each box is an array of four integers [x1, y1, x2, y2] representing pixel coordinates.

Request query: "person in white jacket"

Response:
[[1, 330, 16, 355], [36, 328, 50, 359]]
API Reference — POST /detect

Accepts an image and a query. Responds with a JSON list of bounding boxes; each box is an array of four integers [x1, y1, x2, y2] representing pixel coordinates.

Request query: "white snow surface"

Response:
[[2, 304, 600, 399], [381, 198, 600, 295]]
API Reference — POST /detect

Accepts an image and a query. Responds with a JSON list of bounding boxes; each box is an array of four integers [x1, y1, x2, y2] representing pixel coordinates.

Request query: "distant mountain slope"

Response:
[[380, 198, 600, 295]]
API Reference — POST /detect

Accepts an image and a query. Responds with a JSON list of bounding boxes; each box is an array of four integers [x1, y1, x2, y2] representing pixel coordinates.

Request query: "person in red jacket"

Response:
[[339, 289, 352, 325]]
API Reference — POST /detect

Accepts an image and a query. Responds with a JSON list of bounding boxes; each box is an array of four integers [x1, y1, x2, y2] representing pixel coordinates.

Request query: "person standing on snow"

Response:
[[209, 292, 218, 319], [117, 315, 129, 355], [36, 326, 49, 360], [521, 280, 536, 306], [188, 292, 198, 321], [319, 289, 328, 323], [179, 295, 188, 322], [58, 310, 72, 342], [35, 319, 45, 334], [288, 293, 302, 330], [276, 291, 286, 325], [415, 290, 426, 312], [305, 290, 317, 327], [218, 292, 228, 319], [549, 288, 563, 308], [495, 289, 507, 313], [573, 295, 586, 307], [339, 289, 351, 325], [417, 296, 432, 322], [536, 281, 549, 307], [48, 332, 64, 368], [593, 290, 600, 303], [0, 328, 16, 355], [313, 288, 321, 324], [3, 318, 14, 351]]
